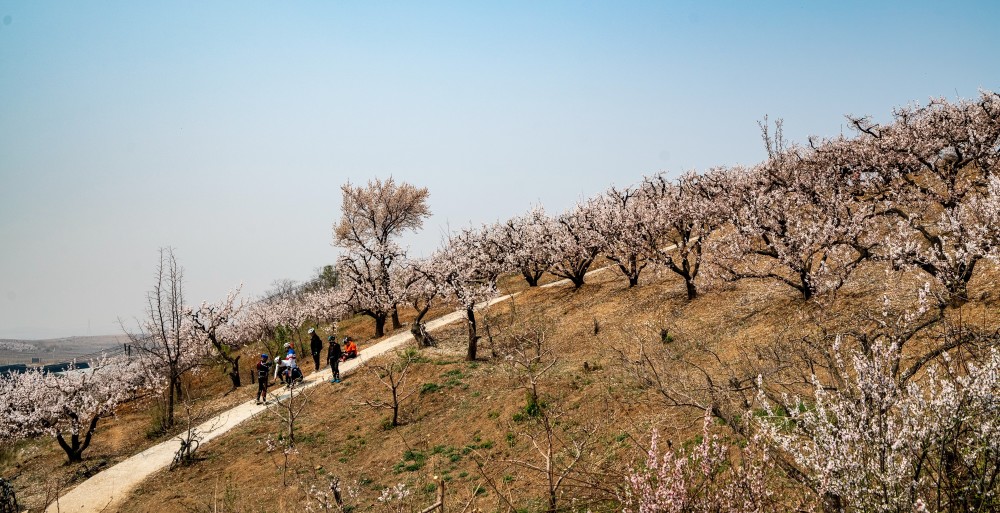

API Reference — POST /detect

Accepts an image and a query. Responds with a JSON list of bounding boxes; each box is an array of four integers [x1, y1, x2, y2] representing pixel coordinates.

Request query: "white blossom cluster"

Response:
[[376, 482, 412, 513], [0, 340, 36, 352], [759, 338, 1000, 511], [0, 354, 146, 461]]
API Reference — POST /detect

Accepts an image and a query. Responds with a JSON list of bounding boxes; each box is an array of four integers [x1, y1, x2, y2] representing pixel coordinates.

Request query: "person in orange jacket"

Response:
[[342, 336, 358, 360]]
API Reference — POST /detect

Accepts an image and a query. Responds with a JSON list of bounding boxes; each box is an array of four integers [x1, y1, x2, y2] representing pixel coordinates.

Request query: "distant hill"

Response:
[[0, 334, 128, 365]]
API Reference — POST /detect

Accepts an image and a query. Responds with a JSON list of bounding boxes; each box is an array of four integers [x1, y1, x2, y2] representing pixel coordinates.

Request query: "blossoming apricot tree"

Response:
[[0, 354, 146, 462]]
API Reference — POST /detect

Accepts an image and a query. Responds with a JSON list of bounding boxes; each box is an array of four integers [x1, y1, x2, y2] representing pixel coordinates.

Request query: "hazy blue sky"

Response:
[[1, 1, 998, 339]]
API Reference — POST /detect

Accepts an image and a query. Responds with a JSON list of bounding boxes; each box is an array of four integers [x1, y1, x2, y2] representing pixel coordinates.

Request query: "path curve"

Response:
[[47, 253, 650, 512]]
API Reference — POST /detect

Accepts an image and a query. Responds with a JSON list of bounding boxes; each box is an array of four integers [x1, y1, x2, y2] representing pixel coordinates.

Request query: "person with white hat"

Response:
[[282, 352, 302, 385], [308, 327, 323, 373]]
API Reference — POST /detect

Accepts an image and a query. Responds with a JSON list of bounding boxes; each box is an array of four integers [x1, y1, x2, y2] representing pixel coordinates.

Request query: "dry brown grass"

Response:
[[103, 266, 891, 511], [6, 260, 1000, 512]]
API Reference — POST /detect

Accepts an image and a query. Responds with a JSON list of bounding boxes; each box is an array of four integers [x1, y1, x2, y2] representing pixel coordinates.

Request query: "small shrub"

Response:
[[297, 432, 323, 446], [523, 393, 544, 418], [442, 369, 465, 388], [393, 449, 427, 473]]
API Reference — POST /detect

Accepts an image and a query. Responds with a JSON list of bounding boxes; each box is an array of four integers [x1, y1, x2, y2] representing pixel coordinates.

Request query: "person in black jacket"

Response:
[[255, 354, 271, 404], [327, 336, 342, 383], [308, 327, 323, 373]]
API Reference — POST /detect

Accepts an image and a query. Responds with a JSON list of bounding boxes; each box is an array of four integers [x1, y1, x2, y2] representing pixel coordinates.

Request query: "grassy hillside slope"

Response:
[[113, 259, 1000, 512]]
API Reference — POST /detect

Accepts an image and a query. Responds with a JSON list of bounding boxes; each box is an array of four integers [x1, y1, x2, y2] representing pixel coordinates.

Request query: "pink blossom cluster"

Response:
[[622, 412, 776, 513]]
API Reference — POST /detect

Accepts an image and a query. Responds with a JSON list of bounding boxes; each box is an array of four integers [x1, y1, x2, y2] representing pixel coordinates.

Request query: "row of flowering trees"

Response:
[[324, 173, 722, 360], [611, 93, 1000, 512], [714, 94, 1000, 304], [327, 92, 1000, 371], [317, 94, 1000, 511]]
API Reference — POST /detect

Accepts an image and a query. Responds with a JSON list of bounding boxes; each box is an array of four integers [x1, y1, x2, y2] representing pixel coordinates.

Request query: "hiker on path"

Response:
[[309, 327, 323, 372], [342, 336, 358, 361], [255, 354, 271, 404], [273, 353, 284, 383], [275, 342, 294, 381], [282, 353, 302, 385], [327, 336, 342, 383]]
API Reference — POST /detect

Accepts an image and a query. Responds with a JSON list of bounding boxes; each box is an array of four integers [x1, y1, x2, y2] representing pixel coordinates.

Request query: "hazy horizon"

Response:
[[2, 1, 998, 339]]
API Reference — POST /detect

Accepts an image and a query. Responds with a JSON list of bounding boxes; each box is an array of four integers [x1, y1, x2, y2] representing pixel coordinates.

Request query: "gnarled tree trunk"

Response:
[[466, 307, 479, 360], [55, 414, 100, 463]]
